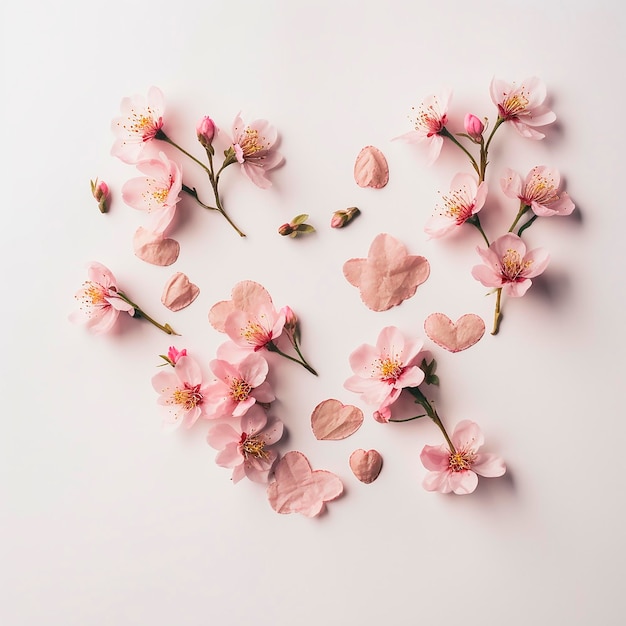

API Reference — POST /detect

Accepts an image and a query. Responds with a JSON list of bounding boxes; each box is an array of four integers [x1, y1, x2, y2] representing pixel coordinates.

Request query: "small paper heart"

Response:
[[349, 449, 383, 484], [161, 272, 200, 312], [424, 313, 485, 353], [133, 227, 180, 266], [311, 399, 364, 440], [354, 145, 389, 189]]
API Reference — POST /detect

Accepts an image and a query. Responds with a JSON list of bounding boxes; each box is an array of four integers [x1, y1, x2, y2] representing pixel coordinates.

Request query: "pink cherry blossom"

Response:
[[464, 113, 484, 141], [151, 355, 211, 430], [420, 420, 505, 495], [471, 233, 549, 297], [204, 352, 275, 419], [166, 346, 187, 365], [393, 90, 451, 165], [344, 326, 425, 422], [501, 166, 575, 217], [196, 116, 216, 148], [231, 113, 283, 189], [425, 173, 488, 238], [70, 262, 134, 334], [207, 405, 284, 483], [122, 151, 182, 234], [489, 77, 556, 139], [111, 86, 165, 163]]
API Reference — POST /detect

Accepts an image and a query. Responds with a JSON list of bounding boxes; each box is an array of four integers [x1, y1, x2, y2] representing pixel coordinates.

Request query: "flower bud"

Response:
[[331, 206, 360, 229], [282, 306, 297, 332], [196, 116, 216, 148], [464, 114, 485, 141], [167, 346, 187, 365], [278, 222, 294, 236], [91, 178, 110, 213]]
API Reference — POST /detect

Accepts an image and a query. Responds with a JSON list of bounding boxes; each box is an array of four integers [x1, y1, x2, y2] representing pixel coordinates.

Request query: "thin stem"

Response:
[[158, 133, 211, 175], [405, 387, 456, 453], [466, 215, 490, 247], [117, 291, 179, 335], [517, 214, 538, 237], [389, 414, 427, 423], [182, 184, 218, 211], [266, 341, 318, 376], [440, 128, 480, 175], [292, 340, 318, 377], [491, 288, 502, 335], [508, 203, 530, 233], [483, 117, 504, 154]]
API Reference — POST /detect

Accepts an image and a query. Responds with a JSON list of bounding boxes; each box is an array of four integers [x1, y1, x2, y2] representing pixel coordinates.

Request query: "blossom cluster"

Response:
[[344, 326, 505, 494], [111, 86, 283, 250], [151, 281, 316, 484], [396, 77, 575, 334]]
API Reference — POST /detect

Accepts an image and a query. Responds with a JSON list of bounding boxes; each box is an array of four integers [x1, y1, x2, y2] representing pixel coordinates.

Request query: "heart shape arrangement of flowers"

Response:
[[75, 78, 575, 515]]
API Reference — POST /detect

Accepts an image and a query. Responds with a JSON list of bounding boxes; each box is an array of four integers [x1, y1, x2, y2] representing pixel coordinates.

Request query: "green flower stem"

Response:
[[266, 341, 318, 376], [517, 214, 538, 237], [157, 132, 211, 176], [116, 291, 179, 335], [508, 203, 531, 233], [483, 116, 504, 155], [466, 215, 490, 247], [406, 387, 456, 453], [440, 128, 480, 176], [389, 414, 427, 423], [491, 288, 503, 335], [182, 184, 218, 210]]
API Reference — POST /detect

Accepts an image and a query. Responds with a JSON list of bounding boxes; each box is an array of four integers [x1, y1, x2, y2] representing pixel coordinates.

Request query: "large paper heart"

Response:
[[161, 272, 200, 312], [349, 449, 383, 484], [311, 399, 363, 440], [343, 233, 430, 311], [267, 451, 344, 517], [354, 145, 389, 189], [424, 313, 485, 353], [133, 226, 180, 266]]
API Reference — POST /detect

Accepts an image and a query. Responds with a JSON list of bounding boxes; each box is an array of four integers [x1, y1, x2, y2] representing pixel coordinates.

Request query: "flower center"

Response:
[[499, 91, 530, 119], [151, 186, 169, 205], [230, 378, 252, 403], [448, 448, 477, 472], [83, 281, 106, 305], [241, 317, 271, 348], [124, 107, 163, 141], [172, 383, 203, 410], [414, 101, 447, 136], [523, 169, 559, 205], [238, 128, 265, 158], [501, 248, 533, 282], [377, 357, 403, 382], [440, 188, 474, 224], [239, 432, 268, 459]]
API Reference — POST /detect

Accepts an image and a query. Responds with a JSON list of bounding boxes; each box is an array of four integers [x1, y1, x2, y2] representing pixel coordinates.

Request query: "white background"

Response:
[[2, 1, 624, 624]]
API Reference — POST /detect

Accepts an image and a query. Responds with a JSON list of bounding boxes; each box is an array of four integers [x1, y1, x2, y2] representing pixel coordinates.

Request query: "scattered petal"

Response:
[[161, 272, 200, 312], [354, 145, 389, 189], [133, 227, 180, 266], [267, 451, 343, 517], [343, 233, 430, 311], [310, 399, 364, 440], [349, 449, 383, 484], [424, 313, 485, 353]]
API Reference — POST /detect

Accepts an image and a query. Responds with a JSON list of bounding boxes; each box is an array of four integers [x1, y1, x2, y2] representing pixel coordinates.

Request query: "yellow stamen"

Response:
[[241, 434, 268, 460], [230, 378, 252, 403], [501, 248, 533, 281]]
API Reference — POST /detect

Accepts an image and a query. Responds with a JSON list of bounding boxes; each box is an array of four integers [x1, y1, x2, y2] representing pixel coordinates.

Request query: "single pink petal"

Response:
[[259, 415, 284, 446], [500, 169, 523, 199], [522, 248, 550, 278], [242, 161, 272, 189], [207, 423, 238, 449], [161, 272, 200, 312], [502, 279, 532, 297], [216, 443, 243, 468], [491, 233, 526, 259], [240, 404, 268, 434], [473, 453, 506, 478], [105, 296, 134, 312], [451, 420, 484, 451], [354, 145, 389, 189], [420, 444, 450, 471], [173, 355, 202, 386], [87, 262, 116, 287], [422, 470, 452, 493], [471, 264, 503, 289], [252, 381, 275, 403], [133, 227, 179, 266], [449, 470, 479, 495]]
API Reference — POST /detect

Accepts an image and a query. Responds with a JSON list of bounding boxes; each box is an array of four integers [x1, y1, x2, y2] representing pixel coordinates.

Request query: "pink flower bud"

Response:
[[331, 206, 360, 229], [167, 346, 187, 365], [196, 116, 216, 148], [464, 114, 485, 141], [91, 178, 110, 213], [282, 306, 297, 331]]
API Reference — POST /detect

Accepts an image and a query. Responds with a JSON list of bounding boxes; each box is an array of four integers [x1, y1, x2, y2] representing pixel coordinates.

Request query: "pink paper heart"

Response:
[[267, 451, 344, 517], [208, 280, 274, 332], [133, 227, 180, 266], [161, 272, 200, 312], [424, 313, 485, 353], [343, 233, 430, 311], [349, 449, 383, 484], [354, 145, 389, 189], [311, 399, 363, 440]]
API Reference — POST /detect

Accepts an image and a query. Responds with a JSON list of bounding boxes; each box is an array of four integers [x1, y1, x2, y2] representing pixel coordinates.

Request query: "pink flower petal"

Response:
[[473, 453, 506, 478], [267, 451, 344, 517], [343, 233, 430, 311], [133, 227, 180, 266], [354, 145, 389, 189], [451, 420, 484, 451], [161, 272, 200, 312], [420, 444, 450, 471], [208, 281, 274, 332], [449, 470, 479, 495], [349, 449, 383, 484]]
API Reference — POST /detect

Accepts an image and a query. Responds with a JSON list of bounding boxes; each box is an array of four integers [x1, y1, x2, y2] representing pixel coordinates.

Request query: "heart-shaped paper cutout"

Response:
[[133, 226, 180, 266], [424, 313, 485, 353], [343, 233, 430, 311], [208, 280, 274, 332], [311, 399, 363, 440], [267, 451, 344, 517], [349, 449, 383, 484], [354, 145, 389, 189], [161, 272, 200, 312]]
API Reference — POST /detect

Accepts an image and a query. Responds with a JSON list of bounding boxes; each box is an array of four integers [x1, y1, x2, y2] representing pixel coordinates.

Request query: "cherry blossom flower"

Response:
[[420, 420, 506, 495], [501, 166, 575, 217], [122, 151, 182, 234], [111, 86, 165, 163], [471, 233, 549, 297], [204, 352, 275, 419], [231, 113, 283, 189], [394, 90, 451, 164], [151, 355, 211, 430], [70, 262, 135, 334], [425, 173, 488, 238], [167, 346, 187, 364], [489, 77, 556, 139], [206, 406, 284, 483], [344, 326, 425, 421]]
